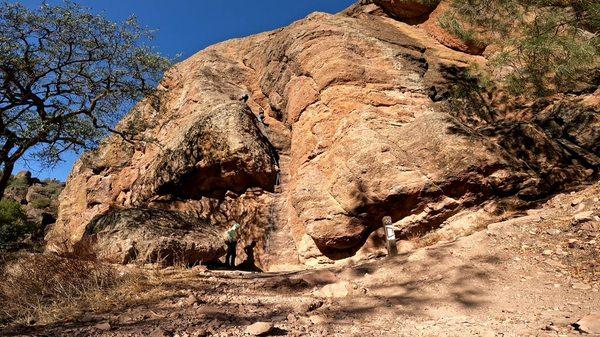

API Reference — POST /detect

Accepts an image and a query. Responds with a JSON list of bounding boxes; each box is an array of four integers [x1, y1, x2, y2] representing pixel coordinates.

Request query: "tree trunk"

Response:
[[0, 161, 15, 200]]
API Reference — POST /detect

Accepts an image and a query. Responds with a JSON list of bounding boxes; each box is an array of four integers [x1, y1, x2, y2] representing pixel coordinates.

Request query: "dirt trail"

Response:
[[3, 184, 599, 337]]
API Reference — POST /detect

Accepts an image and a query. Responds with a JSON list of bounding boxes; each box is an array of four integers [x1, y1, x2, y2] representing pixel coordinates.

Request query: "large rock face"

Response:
[[46, 0, 599, 269]]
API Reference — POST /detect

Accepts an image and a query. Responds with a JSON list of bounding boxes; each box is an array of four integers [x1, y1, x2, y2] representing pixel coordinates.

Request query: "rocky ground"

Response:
[[3, 183, 598, 337], [0, 1, 598, 336]]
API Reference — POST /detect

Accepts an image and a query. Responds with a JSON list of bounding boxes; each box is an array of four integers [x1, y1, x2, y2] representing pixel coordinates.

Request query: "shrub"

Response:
[[41, 179, 64, 199], [29, 198, 52, 210], [0, 199, 32, 249], [0, 253, 157, 327], [7, 177, 28, 189], [442, 0, 600, 96], [0, 254, 114, 325]]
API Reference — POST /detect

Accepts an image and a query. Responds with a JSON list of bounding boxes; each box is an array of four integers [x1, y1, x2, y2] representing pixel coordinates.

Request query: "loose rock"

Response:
[[573, 313, 600, 334], [94, 322, 111, 331], [317, 281, 349, 298], [245, 322, 274, 336]]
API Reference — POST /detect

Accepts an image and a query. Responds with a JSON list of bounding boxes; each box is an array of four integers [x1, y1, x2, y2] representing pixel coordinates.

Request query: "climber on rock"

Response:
[[274, 164, 280, 186], [258, 109, 266, 126], [240, 93, 249, 103], [224, 222, 241, 268]]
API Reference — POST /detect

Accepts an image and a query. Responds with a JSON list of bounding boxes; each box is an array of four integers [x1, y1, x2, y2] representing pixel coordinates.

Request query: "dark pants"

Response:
[[225, 241, 237, 268]]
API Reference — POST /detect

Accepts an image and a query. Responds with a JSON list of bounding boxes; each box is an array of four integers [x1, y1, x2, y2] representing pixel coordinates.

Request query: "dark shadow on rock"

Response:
[[437, 65, 598, 204], [237, 241, 263, 272]]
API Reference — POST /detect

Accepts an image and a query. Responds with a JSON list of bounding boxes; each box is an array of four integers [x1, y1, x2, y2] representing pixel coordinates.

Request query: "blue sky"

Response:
[[14, 0, 356, 181]]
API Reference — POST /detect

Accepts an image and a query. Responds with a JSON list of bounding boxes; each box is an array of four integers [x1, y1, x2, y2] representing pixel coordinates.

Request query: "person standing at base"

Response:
[[224, 222, 241, 268]]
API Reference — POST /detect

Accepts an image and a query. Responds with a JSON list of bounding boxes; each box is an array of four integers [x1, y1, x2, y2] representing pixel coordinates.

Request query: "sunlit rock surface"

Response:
[[46, 0, 599, 269]]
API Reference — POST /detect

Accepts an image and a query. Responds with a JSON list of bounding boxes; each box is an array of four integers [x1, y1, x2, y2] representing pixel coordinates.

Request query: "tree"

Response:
[[0, 1, 171, 199], [441, 0, 599, 96]]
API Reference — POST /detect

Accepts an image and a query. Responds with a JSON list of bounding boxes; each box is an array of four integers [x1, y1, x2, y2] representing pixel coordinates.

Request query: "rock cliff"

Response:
[[45, 0, 599, 269]]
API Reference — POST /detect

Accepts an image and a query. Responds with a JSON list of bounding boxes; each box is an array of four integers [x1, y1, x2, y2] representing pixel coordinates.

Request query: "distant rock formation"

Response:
[[5, 171, 64, 232], [45, 0, 599, 269]]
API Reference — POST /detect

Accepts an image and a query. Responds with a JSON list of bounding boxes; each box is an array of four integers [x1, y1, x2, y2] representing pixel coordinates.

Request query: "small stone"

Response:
[[573, 313, 600, 334], [271, 315, 286, 322], [297, 317, 311, 326], [546, 229, 561, 235], [192, 265, 208, 272], [305, 300, 323, 312], [94, 322, 111, 331], [245, 322, 274, 336], [184, 294, 198, 306], [296, 299, 324, 314], [191, 328, 208, 337], [308, 314, 328, 325], [575, 203, 586, 213], [555, 249, 568, 256], [573, 211, 594, 224], [149, 328, 172, 337], [293, 270, 338, 286], [572, 282, 592, 290], [316, 281, 349, 298], [542, 249, 553, 256]]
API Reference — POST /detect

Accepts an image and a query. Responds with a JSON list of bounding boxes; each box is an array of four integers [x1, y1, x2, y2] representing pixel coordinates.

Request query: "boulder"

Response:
[[74, 208, 226, 266], [131, 102, 278, 202]]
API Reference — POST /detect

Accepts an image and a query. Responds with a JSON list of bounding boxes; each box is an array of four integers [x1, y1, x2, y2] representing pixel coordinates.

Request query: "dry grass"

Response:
[[0, 252, 172, 327]]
